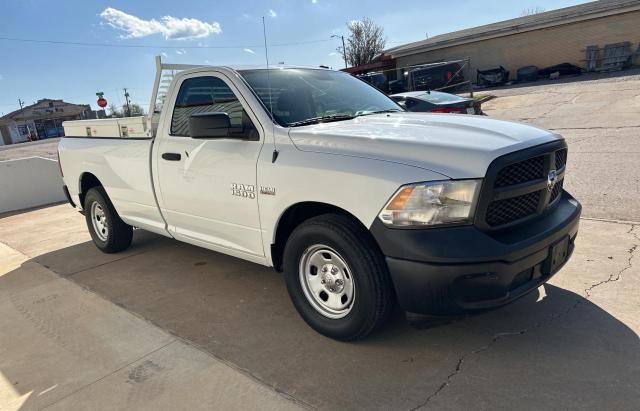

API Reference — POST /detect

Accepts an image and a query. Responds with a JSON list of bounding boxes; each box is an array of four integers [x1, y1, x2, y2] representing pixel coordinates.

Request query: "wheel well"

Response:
[[79, 173, 102, 207], [271, 202, 369, 272]]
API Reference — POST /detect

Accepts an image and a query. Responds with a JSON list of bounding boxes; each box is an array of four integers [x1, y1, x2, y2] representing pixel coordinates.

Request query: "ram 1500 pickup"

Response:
[[58, 57, 581, 340]]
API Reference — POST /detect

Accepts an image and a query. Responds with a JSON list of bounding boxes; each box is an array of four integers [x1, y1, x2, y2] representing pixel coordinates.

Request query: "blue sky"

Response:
[[0, 0, 587, 114]]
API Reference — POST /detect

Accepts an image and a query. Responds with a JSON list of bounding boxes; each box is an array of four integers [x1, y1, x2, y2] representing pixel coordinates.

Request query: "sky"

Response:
[[0, 0, 588, 115]]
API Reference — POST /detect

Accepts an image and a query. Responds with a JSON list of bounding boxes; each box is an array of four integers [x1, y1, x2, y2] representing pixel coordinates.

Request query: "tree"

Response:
[[339, 18, 386, 68], [521, 7, 545, 16], [107, 103, 145, 118], [129, 103, 145, 116], [108, 103, 123, 118]]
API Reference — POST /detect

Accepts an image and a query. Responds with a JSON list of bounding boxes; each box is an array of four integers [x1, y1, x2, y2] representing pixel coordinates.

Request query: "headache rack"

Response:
[[475, 141, 568, 230], [147, 55, 207, 138]]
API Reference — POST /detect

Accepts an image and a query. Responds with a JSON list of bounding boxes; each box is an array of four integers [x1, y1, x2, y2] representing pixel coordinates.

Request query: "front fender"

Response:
[[257, 143, 448, 265]]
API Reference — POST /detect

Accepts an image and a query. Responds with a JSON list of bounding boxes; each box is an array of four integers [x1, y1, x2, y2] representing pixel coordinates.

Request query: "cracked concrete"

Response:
[[584, 225, 637, 298], [415, 224, 639, 410]]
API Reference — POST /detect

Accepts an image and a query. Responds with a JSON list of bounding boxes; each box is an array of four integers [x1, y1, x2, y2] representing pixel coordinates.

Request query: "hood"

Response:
[[288, 113, 561, 178]]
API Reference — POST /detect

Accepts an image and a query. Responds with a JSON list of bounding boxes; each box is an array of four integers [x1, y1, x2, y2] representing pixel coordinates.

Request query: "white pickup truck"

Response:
[[58, 57, 581, 340]]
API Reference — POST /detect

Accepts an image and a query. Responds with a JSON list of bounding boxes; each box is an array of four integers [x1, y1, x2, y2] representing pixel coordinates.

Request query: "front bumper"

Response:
[[370, 192, 581, 314]]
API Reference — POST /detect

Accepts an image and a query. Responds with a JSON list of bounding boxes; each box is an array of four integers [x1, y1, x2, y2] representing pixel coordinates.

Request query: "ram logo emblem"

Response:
[[547, 170, 558, 192]]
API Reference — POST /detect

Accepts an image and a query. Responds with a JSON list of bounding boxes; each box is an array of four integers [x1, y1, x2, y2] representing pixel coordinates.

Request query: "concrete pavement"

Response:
[[0, 221, 304, 411], [0, 205, 638, 410], [0, 139, 59, 162]]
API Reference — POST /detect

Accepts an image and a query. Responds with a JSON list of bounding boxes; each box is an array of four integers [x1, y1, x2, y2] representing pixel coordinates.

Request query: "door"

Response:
[[155, 73, 265, 258]]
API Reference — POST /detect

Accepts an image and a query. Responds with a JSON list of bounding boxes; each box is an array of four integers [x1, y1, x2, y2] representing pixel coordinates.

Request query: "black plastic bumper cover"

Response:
[[371, 192, 581, 314]]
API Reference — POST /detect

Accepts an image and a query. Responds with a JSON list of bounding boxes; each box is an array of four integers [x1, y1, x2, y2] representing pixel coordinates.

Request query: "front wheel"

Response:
[[84, 187, 133, 253], [283, 214, 394, 341]]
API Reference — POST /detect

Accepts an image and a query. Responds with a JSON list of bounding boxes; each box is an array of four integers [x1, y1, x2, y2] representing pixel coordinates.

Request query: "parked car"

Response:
[[390, 90, 482, 114], [58, 58, 580, 341], [406, 62, 465, 92]]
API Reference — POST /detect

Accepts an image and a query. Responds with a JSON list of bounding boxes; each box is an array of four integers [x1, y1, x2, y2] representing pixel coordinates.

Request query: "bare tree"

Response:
[[108, 103, 145, 118], [521, 7, 546, 16], [339, 18, 386, 68], [108, 103, 123, 118], [129, 103, 145, 116]]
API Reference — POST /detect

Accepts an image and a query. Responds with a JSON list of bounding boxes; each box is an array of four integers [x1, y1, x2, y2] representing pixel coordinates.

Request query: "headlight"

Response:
[[378, 180, 481, 227]]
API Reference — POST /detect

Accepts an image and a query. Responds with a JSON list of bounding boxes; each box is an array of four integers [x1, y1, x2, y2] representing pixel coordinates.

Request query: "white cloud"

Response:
[[100, 7, 221, 40], [161, 52, 169, 57], [175, 49, 187, 55], [268, 9, 277, 18], [312, 0, 318, 3], [328, 52, 338, 56], [243, 48, 256, 54]]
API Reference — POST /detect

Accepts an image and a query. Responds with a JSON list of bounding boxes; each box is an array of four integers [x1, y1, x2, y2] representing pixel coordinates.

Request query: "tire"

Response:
[[84, 187, 133, 253], [283, 214, 394, 341]]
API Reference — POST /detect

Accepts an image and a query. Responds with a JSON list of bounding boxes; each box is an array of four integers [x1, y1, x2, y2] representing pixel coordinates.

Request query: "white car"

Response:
[[58, 58, 581, 340]]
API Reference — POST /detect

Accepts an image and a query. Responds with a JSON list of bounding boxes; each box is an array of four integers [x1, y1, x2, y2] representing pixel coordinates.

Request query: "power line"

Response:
[[0, 36, 335, 49]]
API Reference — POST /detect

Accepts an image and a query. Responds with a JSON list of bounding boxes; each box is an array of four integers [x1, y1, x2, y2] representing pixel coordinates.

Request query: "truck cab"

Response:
[[58, 57, 580, 340]]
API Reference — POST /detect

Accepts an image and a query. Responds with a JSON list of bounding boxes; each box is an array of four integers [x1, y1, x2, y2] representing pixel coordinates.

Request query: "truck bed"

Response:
[[58, 136, 167, 236]]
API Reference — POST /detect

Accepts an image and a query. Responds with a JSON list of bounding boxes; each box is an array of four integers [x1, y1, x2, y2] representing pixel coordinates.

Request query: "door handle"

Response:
[[162, 152, 181, 161]]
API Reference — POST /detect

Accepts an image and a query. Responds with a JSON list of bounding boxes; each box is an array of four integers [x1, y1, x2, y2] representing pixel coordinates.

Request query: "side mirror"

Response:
[[189, 112, 231, 138]]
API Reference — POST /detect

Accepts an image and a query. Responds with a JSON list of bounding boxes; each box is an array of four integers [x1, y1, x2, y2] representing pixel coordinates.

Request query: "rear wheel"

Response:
[[283, 214, 394, 341], [84, 187, 133, 253]]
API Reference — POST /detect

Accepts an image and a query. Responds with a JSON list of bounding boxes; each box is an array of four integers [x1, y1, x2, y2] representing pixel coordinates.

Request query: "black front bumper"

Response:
[[371, 192, 581, 314]]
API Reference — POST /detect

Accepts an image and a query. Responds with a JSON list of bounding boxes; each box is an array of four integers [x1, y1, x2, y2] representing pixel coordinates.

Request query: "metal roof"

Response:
[[386, 0, 640, 58]]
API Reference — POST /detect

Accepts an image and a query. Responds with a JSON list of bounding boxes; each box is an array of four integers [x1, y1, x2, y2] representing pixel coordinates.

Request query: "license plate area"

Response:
[[544, 236, 570, 275]]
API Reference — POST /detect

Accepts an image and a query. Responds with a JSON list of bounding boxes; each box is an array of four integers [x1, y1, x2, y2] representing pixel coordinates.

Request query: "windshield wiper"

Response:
[[288, 114, 355, 127], [355, 109, 404, 117]]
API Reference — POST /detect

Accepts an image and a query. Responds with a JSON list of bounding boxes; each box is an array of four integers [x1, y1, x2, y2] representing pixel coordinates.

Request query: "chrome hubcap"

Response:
[[299, 245, 355, 319], [90, 201, 108, 241]]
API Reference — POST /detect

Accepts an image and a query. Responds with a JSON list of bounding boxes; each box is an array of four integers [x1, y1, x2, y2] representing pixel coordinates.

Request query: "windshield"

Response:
[[238, 68, 402, 127]]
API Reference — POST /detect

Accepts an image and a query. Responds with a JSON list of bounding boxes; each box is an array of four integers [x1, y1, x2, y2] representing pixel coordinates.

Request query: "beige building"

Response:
[[385, 0, 640, 82], [0, 99, 92, 145]]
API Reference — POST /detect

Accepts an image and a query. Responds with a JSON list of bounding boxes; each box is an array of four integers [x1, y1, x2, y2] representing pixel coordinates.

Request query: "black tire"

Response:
[[283, 214, 394, 341], [84, 187, 133, 253]]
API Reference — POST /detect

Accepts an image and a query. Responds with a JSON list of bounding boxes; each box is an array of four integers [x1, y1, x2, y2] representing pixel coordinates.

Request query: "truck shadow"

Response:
[[2, 229, 638, 410]]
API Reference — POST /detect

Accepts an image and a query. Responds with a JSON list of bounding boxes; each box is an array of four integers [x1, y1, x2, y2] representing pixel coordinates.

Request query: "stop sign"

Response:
[[97, 97, 108, 108]]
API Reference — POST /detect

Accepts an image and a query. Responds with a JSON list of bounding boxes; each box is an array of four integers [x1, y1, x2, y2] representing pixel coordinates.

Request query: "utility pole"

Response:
[[331, 35, 348, 69], [18, 99, 24, 109], [123, 88, 131, 117]]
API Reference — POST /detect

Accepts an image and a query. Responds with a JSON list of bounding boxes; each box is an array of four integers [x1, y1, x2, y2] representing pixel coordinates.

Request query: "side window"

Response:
[[170, 76, 258, 139]]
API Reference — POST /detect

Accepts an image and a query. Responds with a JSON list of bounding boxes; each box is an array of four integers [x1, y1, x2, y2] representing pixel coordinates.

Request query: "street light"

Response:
[[331, 35, 348, 69]]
